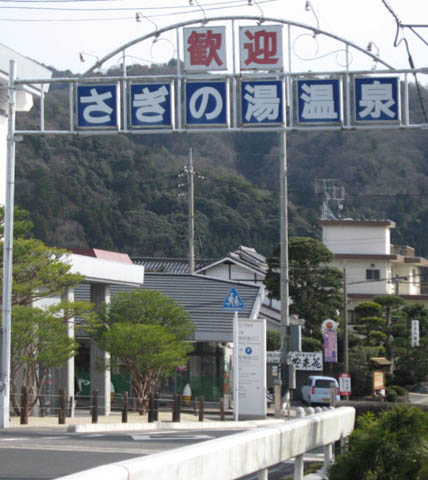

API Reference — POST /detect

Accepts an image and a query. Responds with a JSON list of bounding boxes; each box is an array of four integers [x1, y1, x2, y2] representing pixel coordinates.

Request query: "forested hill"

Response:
[[13, 67, 428, 259]]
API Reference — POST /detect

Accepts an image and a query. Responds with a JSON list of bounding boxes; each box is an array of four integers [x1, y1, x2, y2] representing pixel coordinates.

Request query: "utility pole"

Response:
[[343, 265, 349, 373], [279, 130, 290, 406], [187, 148, 195, 274]]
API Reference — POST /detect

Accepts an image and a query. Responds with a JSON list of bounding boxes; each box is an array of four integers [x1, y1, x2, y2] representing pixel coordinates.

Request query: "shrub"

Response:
[[385, 389, 398, 402]]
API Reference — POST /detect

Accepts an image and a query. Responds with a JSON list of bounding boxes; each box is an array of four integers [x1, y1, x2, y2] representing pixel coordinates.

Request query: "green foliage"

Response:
[[329, 406, 428, 480], [10, 300, 96, 416], [94, 289, 194, 411], [265, 237, 343, 337], [266, 330, 280, 351]]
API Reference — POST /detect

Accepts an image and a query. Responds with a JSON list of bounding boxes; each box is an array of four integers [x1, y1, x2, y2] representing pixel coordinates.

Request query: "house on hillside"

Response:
[[319, 219, 428, 313]]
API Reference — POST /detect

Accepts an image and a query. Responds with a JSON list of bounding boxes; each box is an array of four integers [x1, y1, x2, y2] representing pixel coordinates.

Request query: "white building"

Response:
[[319, 219, 428, 309]]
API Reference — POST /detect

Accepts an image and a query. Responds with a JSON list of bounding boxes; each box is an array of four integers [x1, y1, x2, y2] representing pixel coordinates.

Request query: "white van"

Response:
[[301, 375, 340, 406]]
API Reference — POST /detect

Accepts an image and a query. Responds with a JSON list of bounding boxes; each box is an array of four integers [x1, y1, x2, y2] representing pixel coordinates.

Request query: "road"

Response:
[[0, 426, 322, 479], [0, 427, 243, 479]]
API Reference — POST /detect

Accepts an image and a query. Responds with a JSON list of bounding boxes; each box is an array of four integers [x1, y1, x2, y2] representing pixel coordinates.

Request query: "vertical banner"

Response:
[[237, 319, 266, 419], [411, 319, 420, 347], [322, 319, 338, 363]]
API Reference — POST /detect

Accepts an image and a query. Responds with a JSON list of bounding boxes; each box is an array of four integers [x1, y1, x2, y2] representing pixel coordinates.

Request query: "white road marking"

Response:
[[131, 434, 214, 441]]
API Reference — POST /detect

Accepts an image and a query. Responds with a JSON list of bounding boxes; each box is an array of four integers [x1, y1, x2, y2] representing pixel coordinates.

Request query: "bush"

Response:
[[329, 406, 428, 480], [385, 389, 398, 402], [388, 385, 408, 397]]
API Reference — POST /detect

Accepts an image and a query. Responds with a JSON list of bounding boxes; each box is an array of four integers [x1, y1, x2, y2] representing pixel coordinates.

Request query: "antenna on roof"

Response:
[[315, 178, 345, 220]]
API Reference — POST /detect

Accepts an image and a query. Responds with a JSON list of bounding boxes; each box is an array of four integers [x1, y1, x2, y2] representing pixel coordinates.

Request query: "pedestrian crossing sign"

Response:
[[223, 287, 244, 312]]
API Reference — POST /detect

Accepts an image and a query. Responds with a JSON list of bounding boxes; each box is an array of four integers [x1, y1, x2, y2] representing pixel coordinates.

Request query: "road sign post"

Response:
[[223, 287, 244, 421]]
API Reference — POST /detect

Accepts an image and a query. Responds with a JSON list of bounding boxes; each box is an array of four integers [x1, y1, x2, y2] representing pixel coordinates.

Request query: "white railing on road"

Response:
[[56, 406, 355, 480]]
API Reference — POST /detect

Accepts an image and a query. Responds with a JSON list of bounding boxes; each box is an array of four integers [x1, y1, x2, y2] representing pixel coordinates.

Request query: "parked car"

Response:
[[301, 375, 340, 406]]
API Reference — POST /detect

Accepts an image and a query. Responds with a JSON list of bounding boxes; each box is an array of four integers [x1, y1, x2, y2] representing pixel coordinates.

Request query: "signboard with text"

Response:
[[237, 319, 266, 419], [288, 351, 323, 371]]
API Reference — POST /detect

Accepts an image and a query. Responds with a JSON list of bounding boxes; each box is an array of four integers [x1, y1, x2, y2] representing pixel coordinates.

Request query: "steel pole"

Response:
[[279, 130, 290, 403], [188, 148, 195, 274], [0, 60, 17, 429], [233, 311, 239, 421]]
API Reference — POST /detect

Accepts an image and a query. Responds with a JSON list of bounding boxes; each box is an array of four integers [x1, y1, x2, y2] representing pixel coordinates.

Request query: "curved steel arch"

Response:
[[82, 15, 395, 76]]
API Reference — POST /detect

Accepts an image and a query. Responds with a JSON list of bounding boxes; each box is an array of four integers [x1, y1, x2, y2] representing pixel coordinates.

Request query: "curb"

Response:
[[67, 418, 287, 433]]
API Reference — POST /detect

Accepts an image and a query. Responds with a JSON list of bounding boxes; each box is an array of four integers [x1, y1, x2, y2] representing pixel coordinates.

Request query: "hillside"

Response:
[[13, 68, 428, 259]]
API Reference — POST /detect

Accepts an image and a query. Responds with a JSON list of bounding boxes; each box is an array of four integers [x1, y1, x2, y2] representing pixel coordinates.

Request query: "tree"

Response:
[[10, 301, 96, 417], [353, 301, 386, 347], [266, 330, 280, 351], [329, 406, 428, 480], [93, 289, 194, 412], [265, 237, 343, 338], [0, 207, 96, 416], [372, 295, 405, 371]]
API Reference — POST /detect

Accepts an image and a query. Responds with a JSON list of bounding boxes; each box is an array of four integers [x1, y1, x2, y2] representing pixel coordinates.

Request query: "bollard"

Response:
[[58, 388, 66, 425], [68, 396, 74, 418], [122, 392, 128, 423], [172, 394, 181, 422], [219, 397, 225, 421], [198, 396, 204, 422], [20, 386, 29, 425], [91, 390, 98, 424], [148, 393, 155, 423], [295, 407, 305, 418], [154, 392, 159, 421]]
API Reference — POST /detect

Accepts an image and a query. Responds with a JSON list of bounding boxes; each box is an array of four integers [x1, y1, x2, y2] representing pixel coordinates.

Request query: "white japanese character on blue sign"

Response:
[[186, 82, 227, 125], [242, 81, 283, 124], [131, 84, 172, 127], [355, 77, 399, 122], [297, 79, 341, 123], [77, 85, 118, 128]]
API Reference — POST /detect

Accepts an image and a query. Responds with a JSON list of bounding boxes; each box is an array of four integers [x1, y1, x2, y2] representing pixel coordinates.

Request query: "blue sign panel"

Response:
[[297, 79, 341, 124], [354, 77, 400, 122], [77, 84, 118, 128], [186, 81, 227, 125], [130, 83, 172, 128], [241, 81, 283, 125], [223, 287, 244, 312]]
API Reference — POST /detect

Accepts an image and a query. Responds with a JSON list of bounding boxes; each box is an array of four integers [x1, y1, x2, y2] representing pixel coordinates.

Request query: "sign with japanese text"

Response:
[[186, 81, 228, 126], [411, 319, 420, 347], [373, 370, 385, 391], [77, 84, 119, 128], [130, 83, 173, 128], [288, 351, 323, 371], [184, 26, 227, 71], [239, 25, 283, 70], [237, 319, 266, 419], [241, 80, 283, 125], [297, 78, 342, 124], [338, 373, 351, 396], [354, 76, 400, 122], [323, 330, 338, 362]]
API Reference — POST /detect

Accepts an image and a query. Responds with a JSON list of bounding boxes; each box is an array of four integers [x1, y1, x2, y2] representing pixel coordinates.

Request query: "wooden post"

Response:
[[148, 393, 155, 423], [198, 395, 204, 422], [91, 390, 98, 424], [219, 397, 225, 421], [154, 392, 159, 421], [20, 386, 28, 425], [122, 392, 128, 423], [58, 388, 66, 425], [68, 396, 74, 418]]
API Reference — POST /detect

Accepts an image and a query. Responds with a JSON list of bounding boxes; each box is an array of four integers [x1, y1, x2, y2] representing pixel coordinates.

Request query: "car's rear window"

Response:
[[315, 379, 334, 388]]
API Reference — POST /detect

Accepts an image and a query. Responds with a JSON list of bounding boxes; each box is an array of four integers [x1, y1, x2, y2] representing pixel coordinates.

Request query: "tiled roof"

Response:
[[132, 257, 213, 274]]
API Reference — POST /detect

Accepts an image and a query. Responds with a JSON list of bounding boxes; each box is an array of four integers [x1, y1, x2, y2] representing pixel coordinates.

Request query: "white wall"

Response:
[[323, 224, 391, 255]]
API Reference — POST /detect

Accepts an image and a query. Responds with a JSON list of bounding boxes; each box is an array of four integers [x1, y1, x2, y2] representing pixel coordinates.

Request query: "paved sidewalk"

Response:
[[7, 408, 292, 433]]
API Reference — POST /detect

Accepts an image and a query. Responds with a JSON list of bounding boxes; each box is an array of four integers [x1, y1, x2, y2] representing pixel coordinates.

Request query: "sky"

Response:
[[2, 0, 428, 76]]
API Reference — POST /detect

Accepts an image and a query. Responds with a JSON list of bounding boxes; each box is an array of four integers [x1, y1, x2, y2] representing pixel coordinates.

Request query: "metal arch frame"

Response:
[[82, 15, 395, 76]]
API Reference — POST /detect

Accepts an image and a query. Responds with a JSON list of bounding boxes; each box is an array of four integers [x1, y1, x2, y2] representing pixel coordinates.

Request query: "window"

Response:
[[366, 266, 380, 280]]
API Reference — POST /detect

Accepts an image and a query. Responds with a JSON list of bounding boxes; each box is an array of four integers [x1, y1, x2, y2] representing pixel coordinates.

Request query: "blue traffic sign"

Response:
[[223, 287, 244, 312]]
